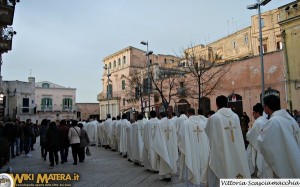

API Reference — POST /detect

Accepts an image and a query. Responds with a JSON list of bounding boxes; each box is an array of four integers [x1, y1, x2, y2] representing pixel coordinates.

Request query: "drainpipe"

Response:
[[281, 30, 293, 111]]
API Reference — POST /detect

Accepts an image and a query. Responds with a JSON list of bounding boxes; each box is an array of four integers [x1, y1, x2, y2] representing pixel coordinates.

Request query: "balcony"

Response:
[[97, 91, 121, 101], [0, 0, 17, 25], [0, 26, 15, 52]]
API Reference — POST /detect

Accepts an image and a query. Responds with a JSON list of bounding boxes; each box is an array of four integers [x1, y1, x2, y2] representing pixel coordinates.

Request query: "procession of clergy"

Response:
[[82, 95, 300, 187]]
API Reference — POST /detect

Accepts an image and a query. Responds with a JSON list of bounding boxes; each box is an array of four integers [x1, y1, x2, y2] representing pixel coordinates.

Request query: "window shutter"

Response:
[[70, 99, 73, 110]]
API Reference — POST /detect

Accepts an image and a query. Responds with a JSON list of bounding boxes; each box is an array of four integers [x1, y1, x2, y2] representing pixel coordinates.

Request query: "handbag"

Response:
[[86, 146, 91, 156]]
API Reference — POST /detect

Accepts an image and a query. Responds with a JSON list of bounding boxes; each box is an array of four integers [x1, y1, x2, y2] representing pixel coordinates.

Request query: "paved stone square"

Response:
[[1, 142, 185, 187]]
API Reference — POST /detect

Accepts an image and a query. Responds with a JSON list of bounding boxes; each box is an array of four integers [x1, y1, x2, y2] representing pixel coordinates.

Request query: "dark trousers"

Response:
[[20, 138, 24, 153], [24, 137, 32, 155], [48, 150, 58, 166], [71, 143, 80, 164], [78, 146, 86, 162], [41, 145, 47, 159], [60, 146, 69, 162], [10, 139, 16, 157]]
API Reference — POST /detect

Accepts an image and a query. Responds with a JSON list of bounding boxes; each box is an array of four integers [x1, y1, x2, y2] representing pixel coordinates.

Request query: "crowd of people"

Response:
[[96, 94, 300, 186], [0, 118, 93, 169], [0, 94, 299, 186]]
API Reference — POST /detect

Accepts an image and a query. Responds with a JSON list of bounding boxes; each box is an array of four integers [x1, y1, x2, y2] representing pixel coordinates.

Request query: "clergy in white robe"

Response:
[[131, 114, 145, 165], [143, 110, 160, 171], [205, 95, 250, 187], [119, 114, 131, 157], [115, 116, 122, 152], [97, 120, 104, 147], [126, 121, 134, 162], [103, 115, 112, 148], [152, 112, 178, 180], [258, 95, 300, 178], [87, 119, 98, 146], [110, 117, 118, 151], [178, 108, 209, 186], [246, 103, 269, 177]]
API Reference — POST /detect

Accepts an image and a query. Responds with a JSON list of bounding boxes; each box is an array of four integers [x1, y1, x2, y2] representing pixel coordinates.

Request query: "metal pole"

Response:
[[258, 4, 265, 104], [147, 42, 151, 113], [107, 68, 110, 116]]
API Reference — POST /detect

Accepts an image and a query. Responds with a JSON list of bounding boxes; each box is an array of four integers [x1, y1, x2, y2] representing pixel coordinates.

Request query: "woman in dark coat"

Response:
[[45, 121, 61, 167], [78, 123, 90, 162]]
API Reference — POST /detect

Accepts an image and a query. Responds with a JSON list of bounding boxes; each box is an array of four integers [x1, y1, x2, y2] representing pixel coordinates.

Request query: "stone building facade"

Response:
[[1, 77, 35, 122], [35, 81, 76, 123], [98, 1, 299, 120], [76, 103, 100, 121], [278, 0, 300, 112]]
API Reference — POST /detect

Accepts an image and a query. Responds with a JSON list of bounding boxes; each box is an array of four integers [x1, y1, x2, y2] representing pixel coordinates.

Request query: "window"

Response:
[[244, 36, 248, 45], [258, 44, 268, 54], [277, 41, 283, 50], [150, 59, 152, 64], [118, 58, 121, 66], [170, 60, 174, 64], [261, 18, 265, 27], [113, 60, 116, 68], [277, 14, 280, 23], [143, 78, 152, 94], [135, 87, 140, 99], [62, 98, 72, 111], [233, 41, 236, 49], [164, 59, 167, 64], [122, 80, 126, 90], [107, 84, 112, 98], [42, 83, 49, 88], [41, 98, 52, 111], [109, 62, 112, 69], [123, 98, 126, 106], [123, 56, 126, 64], [22, 98, 29, 113]]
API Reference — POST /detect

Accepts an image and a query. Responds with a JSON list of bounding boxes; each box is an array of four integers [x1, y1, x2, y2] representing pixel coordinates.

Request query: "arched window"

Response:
[[123, 56, 126, 64]]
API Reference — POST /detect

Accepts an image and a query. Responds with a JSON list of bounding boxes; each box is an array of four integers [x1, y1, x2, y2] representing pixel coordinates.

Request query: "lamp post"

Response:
[[103, 66, 111, 117], [247, 0, 271, 104], [141, 41, 153, 114]]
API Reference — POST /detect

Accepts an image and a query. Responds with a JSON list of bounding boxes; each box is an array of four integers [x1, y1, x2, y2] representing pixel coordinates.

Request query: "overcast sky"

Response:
[[2, 0, 293, 103]]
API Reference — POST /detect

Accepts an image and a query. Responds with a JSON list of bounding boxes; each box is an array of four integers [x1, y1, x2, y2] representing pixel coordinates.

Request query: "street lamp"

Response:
[[247, 0, 271, 104], [140, 41, 153, 114], [103, 66, 111, 117]]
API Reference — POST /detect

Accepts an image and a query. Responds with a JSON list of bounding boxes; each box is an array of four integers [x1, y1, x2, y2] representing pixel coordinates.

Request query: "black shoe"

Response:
[[49, 164, 54, 167], [11, 155, 15, 158], [79, 160, 84, 163], [73, 162, 77, 165], [61, 161, 64, 164], [163, 178, 171, 182]]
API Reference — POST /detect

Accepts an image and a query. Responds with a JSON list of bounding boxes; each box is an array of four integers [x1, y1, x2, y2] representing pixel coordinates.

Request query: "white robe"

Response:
[[152, 117, 178, 177], [110, 120, 118, 149], [103, 118, 112, 146], [114, 119, 122, 151], [205, 108, 250, 187], [119, 119, 131, 155], [258, 109, 300, 178], [143, 117, 160, 171], [126, 124, 133, 161], [197, 115, 208, 126], [97, 121, 103, 146], [131, 120, 145, 164], [246, 115, 269, 177], [87, 120, 98, 146], [178, 115, 210, 185]]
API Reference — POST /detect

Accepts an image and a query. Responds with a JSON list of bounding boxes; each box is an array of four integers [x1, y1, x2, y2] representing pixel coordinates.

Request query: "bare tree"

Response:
[[182, 45, 232, 112], [149, 65, 183, 113], [122, 67, 148, 114]]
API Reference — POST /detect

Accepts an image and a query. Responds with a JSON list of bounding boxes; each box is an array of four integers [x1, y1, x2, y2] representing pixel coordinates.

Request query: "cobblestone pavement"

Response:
[[1, 142, 186, 187]]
